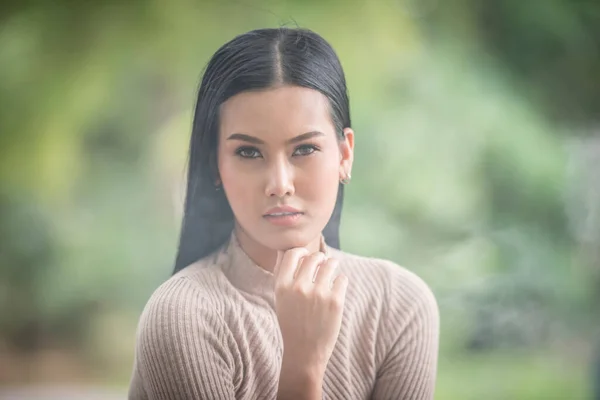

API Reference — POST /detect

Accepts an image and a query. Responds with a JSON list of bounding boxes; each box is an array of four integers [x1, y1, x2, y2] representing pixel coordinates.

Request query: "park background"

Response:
[[1, 0, 599, 398]]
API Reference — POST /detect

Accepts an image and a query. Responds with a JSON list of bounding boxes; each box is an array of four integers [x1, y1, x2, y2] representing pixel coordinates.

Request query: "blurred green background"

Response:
[[1, 0, 599, 399]]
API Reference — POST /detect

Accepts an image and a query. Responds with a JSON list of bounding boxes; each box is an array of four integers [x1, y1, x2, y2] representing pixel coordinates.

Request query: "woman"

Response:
[[129, 27, 439, 400]]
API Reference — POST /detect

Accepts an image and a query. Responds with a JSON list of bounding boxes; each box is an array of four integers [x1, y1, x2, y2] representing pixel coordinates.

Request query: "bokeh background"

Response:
[[1, 0, 599, 399]]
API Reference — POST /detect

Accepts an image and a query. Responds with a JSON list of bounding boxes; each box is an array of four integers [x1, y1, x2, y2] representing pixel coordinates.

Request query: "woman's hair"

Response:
[[173, 27, 351, 274]]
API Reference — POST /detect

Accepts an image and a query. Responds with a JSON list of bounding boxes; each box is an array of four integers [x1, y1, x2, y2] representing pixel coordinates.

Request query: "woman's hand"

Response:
[[273, 248, 349, 377]]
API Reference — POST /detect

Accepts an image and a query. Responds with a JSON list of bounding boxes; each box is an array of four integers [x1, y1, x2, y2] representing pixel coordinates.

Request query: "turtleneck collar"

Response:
[[217, 231, 329, 307]]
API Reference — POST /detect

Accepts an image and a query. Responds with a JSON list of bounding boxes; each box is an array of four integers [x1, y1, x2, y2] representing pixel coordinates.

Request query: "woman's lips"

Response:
[[263, 206, 304, 226], [263, 212, 303, 226]]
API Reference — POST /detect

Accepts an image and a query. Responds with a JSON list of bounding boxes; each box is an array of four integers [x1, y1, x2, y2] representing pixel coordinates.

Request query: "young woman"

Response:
[[129, 27, 439, 400]]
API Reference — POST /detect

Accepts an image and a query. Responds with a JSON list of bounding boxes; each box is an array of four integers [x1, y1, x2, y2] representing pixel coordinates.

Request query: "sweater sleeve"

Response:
[[129, 277, 238, 400], [371, 265, 440, 400]]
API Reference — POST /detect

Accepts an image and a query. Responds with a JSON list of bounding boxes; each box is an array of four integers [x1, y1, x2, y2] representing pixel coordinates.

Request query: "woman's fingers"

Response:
[[331, 273, 349, 300], [313, 258, 339, 288], [274, 248, 344, 297], [294, 252, 327, 283], [274, 247, 309, 284]]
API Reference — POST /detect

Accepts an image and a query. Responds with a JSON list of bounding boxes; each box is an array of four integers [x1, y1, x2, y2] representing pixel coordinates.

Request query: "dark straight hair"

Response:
[[173, 27, 351, 274]]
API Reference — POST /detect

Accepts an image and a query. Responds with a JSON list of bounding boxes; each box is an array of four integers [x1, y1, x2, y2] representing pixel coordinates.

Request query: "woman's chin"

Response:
[[236, 223, 323, 252], [262, 230, 318, 251]]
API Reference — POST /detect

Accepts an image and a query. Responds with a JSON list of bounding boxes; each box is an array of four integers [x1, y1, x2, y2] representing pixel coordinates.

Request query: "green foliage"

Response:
[[436, 352, 589, 400]]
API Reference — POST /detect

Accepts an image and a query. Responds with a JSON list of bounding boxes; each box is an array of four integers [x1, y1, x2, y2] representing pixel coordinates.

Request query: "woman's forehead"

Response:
[[219, 86, 335, 141]]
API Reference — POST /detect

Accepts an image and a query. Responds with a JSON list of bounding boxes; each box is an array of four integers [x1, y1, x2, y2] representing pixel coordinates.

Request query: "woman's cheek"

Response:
[[301, 161, 339, 200]]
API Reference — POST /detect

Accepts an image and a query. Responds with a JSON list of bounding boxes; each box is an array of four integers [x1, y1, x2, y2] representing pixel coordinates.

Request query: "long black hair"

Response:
[[173, 27, 351, 274]]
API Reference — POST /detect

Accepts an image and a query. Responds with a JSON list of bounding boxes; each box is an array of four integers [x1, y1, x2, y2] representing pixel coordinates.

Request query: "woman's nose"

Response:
[[264, 157, 295, 198]]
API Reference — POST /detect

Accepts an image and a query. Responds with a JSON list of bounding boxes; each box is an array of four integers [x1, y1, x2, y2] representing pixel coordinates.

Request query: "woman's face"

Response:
[[217, 85, 354, 251]]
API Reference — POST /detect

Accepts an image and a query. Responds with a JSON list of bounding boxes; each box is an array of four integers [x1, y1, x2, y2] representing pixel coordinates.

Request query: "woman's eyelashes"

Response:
[[234, 144, 321, 159], [293, 144, 320, 156], [235, 146, 261, 158]]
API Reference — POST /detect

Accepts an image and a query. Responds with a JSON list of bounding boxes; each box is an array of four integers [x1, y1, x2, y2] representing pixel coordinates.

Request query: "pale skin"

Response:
[[217, 84, 354, 399]]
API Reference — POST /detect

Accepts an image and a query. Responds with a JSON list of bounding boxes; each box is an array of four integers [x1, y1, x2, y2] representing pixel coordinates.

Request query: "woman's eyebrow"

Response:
[[226, 133, 264, 144], [226, 131, 325, 144], [288, 131, 325, 144]]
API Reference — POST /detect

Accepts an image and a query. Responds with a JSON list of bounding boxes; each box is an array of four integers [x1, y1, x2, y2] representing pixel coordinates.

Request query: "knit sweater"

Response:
[[128, 232, 439, 400]]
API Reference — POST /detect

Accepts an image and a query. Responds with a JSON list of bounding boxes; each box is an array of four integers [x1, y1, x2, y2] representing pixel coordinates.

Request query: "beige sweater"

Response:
[[129, 233, 439, 399]]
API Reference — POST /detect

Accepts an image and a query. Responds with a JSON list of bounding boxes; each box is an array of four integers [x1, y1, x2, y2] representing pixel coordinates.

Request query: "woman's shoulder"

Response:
[[330, 248, 438, 316], [137, 256, 230, 327], [131, 259, 240, 398]]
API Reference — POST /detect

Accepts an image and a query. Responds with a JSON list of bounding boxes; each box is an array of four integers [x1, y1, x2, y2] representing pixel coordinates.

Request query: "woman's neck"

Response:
[[234, 225, 322, 273]]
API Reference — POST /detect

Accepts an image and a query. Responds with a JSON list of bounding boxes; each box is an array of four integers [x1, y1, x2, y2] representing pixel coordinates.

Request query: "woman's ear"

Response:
[[339, 128, 355, 180]]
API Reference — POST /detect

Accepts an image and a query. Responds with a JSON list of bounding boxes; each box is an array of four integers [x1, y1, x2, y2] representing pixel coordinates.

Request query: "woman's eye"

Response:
[[235, 147, 262, 158], [293, 144, 319, 156]]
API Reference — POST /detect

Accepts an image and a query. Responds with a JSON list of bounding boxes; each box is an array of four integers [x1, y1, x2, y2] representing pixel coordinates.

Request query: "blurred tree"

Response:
[[470, 0, 600, 125], [409, 0, 600, 349], [0, 192, 54, 353], [428, 0, 600, 126]]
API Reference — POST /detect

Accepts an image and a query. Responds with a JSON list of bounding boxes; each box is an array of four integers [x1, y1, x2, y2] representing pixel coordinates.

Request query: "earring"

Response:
[[340, 173, 351, 185]]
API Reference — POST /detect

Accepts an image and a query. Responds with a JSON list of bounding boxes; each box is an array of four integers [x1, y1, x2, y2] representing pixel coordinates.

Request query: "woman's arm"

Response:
[[370, 267, 440, 400], [129, 277, 237, 400]]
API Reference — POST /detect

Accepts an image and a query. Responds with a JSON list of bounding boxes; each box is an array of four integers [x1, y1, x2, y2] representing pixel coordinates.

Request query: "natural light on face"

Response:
[[217, 85, 345, 252]]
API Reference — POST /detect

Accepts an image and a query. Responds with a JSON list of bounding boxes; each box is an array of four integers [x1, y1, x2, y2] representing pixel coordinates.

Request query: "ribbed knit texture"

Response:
[[129, 232, 439, 399]]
